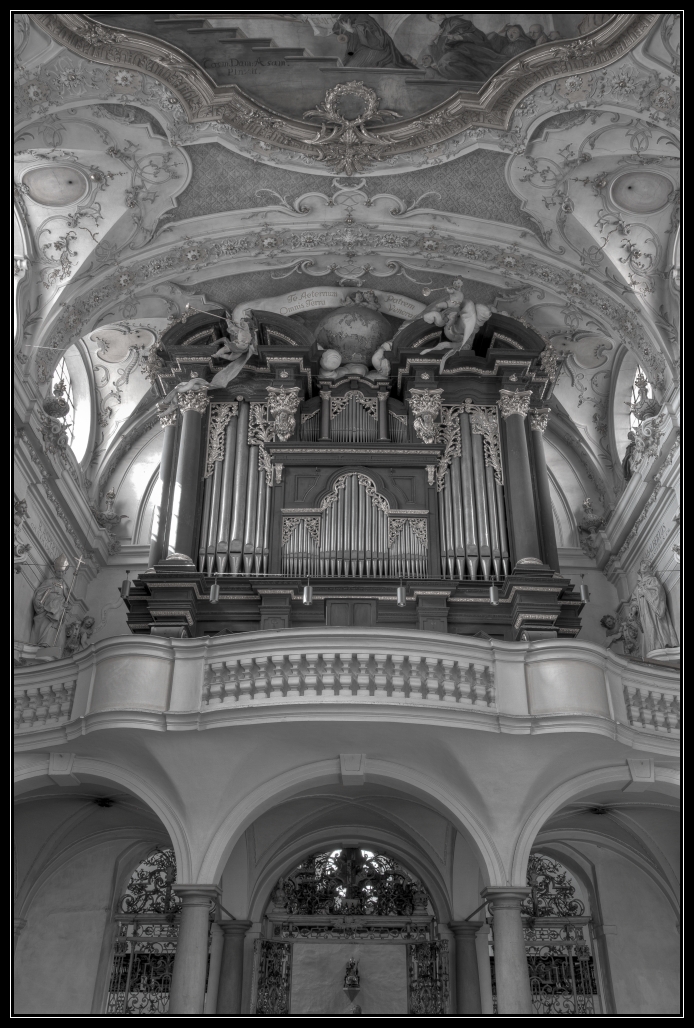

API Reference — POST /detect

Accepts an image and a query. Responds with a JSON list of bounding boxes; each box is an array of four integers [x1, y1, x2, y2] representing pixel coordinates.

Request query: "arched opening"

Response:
[[50, 344, 92, 463]]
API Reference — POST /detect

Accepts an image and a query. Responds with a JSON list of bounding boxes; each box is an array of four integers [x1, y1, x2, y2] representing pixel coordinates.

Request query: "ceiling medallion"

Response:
[[31, 13, 657, 172]]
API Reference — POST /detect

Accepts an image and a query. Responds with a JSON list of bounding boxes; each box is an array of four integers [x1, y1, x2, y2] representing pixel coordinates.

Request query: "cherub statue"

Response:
[[600, 611, 640, 657], [368, 340, 392, 380], [344, 290, 381, 311], [420, 279, 493, 371], [209, 310, 259, 389], [63, 615, 96, 657]]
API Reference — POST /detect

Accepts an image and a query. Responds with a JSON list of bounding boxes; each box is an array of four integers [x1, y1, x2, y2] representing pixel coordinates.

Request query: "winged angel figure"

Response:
[[209, 311, 259, 389], [420, 279, 493, 371]]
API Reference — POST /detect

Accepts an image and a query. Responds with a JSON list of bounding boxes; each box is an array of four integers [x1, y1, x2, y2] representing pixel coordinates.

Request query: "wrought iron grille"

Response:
[[408, 940, 450, 1016], [269, 848, 431, 917], [490, 855, 600, 1016], [106, 849, 181, 1016], [255, 941, 292, 1016]]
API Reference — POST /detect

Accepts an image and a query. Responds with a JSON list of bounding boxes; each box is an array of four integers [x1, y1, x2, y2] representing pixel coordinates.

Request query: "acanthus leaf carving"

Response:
[[204, 402, 237, 480]]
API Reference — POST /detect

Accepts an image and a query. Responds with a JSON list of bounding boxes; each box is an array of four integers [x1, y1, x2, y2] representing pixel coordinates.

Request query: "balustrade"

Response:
[[202, 652, 495, 708], [14, 679, 75, 731], [623, 685, 680, 732]]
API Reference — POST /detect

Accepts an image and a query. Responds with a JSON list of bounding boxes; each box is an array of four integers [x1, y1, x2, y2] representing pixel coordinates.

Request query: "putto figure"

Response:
[[420, 279, 493, 371]]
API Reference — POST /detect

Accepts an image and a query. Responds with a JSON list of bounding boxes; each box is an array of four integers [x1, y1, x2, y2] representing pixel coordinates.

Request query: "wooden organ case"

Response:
[[125, 305, 584, 641]]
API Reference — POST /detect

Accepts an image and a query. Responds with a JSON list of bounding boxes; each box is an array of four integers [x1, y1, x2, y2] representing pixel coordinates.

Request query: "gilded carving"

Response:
[[266, 385, 301, 442], [204, 402, 238, 479], [498, 389, 533, 420], [409, 389, 443, 445], [466, 401, 504, 484]]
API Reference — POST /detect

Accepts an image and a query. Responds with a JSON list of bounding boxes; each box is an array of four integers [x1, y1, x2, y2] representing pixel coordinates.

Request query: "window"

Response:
[[51, 357, 75, 448], [629, 366, 653, 430]]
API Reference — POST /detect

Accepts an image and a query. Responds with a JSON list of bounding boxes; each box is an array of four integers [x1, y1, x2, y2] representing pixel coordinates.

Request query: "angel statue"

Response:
[[209, 310, 259, 389], [420, 278, 493, 371], [368, 340, 392, 380]]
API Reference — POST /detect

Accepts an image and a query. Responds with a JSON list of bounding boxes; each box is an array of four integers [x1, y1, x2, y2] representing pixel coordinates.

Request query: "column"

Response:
[[377, 390, 389, 441], [498, 390, 542, 565], [168, 884, 219, 1016], [170, 388, 209, 560], [319, 389, 331, 441], [449, 921, 484, 1015], [482, 886, 532, 1015], [148, 405, 178, 568], [203, 923, 224, 1015], [215, 920, 253, 1016], [529, 409, 560, 572]]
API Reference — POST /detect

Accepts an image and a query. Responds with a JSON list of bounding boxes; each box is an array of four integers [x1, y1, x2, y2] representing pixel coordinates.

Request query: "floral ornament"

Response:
[[420, 238, 439, 252], [610, 69, 637, 95], [556, 74, 592, 102], [21, 79, 50, 105], [105, 67, 143, 93], [649, 86, 677, 111]]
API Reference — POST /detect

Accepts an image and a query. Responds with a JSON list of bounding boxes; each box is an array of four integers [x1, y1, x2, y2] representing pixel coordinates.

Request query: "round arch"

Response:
[[14, 755, 193, 881], [197, 757, 506, 888], [245, 825, 454, 924], [510, 765, 680, 885]]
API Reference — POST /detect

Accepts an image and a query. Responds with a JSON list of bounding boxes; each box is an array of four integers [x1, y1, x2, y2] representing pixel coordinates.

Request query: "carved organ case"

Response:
[[126, 299, 583, 640]]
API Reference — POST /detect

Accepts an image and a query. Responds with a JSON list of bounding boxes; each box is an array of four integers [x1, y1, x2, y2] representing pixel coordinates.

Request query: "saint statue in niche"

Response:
[[332, 12, 415, 68], [631, 560, 678, 656], [32, 554, 72, 649]]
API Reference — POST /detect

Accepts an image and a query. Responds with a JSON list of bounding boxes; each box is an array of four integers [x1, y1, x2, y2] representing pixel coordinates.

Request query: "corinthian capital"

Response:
[[178, 390, 210, 415], [157, 404, 178, 428], [529, 408, 551, 433], [498, 389, 533, 420]]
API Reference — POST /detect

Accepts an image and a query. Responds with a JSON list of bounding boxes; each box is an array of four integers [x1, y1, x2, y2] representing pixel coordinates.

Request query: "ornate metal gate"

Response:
[[407, 940, 450, 1015], [490, 855, 601, 1016], [106, 849, 181, 1016]]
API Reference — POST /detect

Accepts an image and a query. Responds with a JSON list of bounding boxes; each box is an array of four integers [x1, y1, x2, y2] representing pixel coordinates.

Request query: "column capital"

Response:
[[174, 883, 221, 905], [529, 408, 551, 433], [498, 389, 533, 420], [178, 390, 210, 415], [157, 405, 178, 428], [219, 919, 253, 937], [449, 920, 485, 937], [319, 389, 332, 399], [481, 886, 531, 909]]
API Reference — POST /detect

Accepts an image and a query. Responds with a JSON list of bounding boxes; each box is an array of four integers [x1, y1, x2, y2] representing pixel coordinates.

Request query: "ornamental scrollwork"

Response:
[[282, 516, 320, 546], [268, 848, 430, 918], [330, 391, 378, 420], [118, 848, 181, 918], [523, 854, 586, 919], [266, 385, 301, 442], [539, 343, 561, 383], [529, 409, 550, 434], [435, 406, 462, 492], [466, 401, 504, 484], [303, 81, 401, 176], [204, 402, 238, 479], [409, 389, 443, 446]]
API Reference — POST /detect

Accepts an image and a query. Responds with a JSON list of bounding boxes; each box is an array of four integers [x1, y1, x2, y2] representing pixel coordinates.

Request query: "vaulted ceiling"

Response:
[[14, 12, 680, 553]]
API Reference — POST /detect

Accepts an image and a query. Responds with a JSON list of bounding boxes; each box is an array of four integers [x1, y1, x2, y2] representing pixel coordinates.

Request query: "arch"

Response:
[[133, 465, 161, 546], [14, 756, 193, 882], [510, 765, 680, 886], [610, 344, 641, 463], [197, 757, 506, 888], [245, 825, 453, 924]]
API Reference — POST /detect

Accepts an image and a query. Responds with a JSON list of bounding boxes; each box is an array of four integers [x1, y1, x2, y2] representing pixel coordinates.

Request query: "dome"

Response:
[[314, 305, 393, 365]]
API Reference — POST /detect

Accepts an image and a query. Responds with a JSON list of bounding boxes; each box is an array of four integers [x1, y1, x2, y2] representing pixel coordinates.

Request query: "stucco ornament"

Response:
[[266, 386, 301, 443], [600, 611, 640, 656], [631, 560, 678, 656], [303, 81, 401, 175], [63, 615, 95, 657], [420, 278, 493, 371], [408, 389, 443, 445], [498, 389, 532, 419]]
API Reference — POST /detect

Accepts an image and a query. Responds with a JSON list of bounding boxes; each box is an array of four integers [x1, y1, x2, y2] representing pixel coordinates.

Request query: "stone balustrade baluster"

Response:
[[238, 658, 254, 702], [286, 655, 302, 698], [424, 657, 440, 701], [409, 659, 423, 700], [208, 665, 223, 705], [270, 655, 285, 698], [373, 653, 388, 698], [321, 653, 337, 696], [356, 653, 371, 697], [482, 667, 495, 706], [338, 653, 353, 697], [225, 661, 240, 703], [47, 686, 62, 724], [466, 664, 478, 704], [441, 659, 457, 704], [304, 653, 319, 698], [35, 687, 51, 726], [255, 658, 271, 699], [391, 654, 406, 699], [22, 689, 39, 728]]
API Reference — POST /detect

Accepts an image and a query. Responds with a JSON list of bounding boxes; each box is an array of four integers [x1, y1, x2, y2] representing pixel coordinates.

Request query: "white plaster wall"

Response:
[[14, 839, 125, 1015], [588, 845, 680, 1015]]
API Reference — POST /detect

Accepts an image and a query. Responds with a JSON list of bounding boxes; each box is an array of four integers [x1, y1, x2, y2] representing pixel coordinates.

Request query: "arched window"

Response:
[[267, 847, 432, 917], [629, 367, 659, 429], [50, 344, 92, 462]]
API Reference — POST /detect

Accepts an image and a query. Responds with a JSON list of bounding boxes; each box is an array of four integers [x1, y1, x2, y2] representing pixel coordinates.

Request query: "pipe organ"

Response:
[[128, 303, 583, 640]]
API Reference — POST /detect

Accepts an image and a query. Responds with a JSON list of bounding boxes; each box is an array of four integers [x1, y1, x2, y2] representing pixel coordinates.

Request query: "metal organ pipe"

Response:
[[458, 412, 479, 579], [229, 401, 250, 573], [471, 432, 492, 580]]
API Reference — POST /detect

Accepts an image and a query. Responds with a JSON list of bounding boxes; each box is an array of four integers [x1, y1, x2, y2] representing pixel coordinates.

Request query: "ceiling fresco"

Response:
[[85, 11, 611, 120], [32, 13, 656, 175]]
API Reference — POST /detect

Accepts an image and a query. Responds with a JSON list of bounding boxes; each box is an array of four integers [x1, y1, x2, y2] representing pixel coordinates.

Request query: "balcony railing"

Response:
[[13, 628, 680, 742]]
